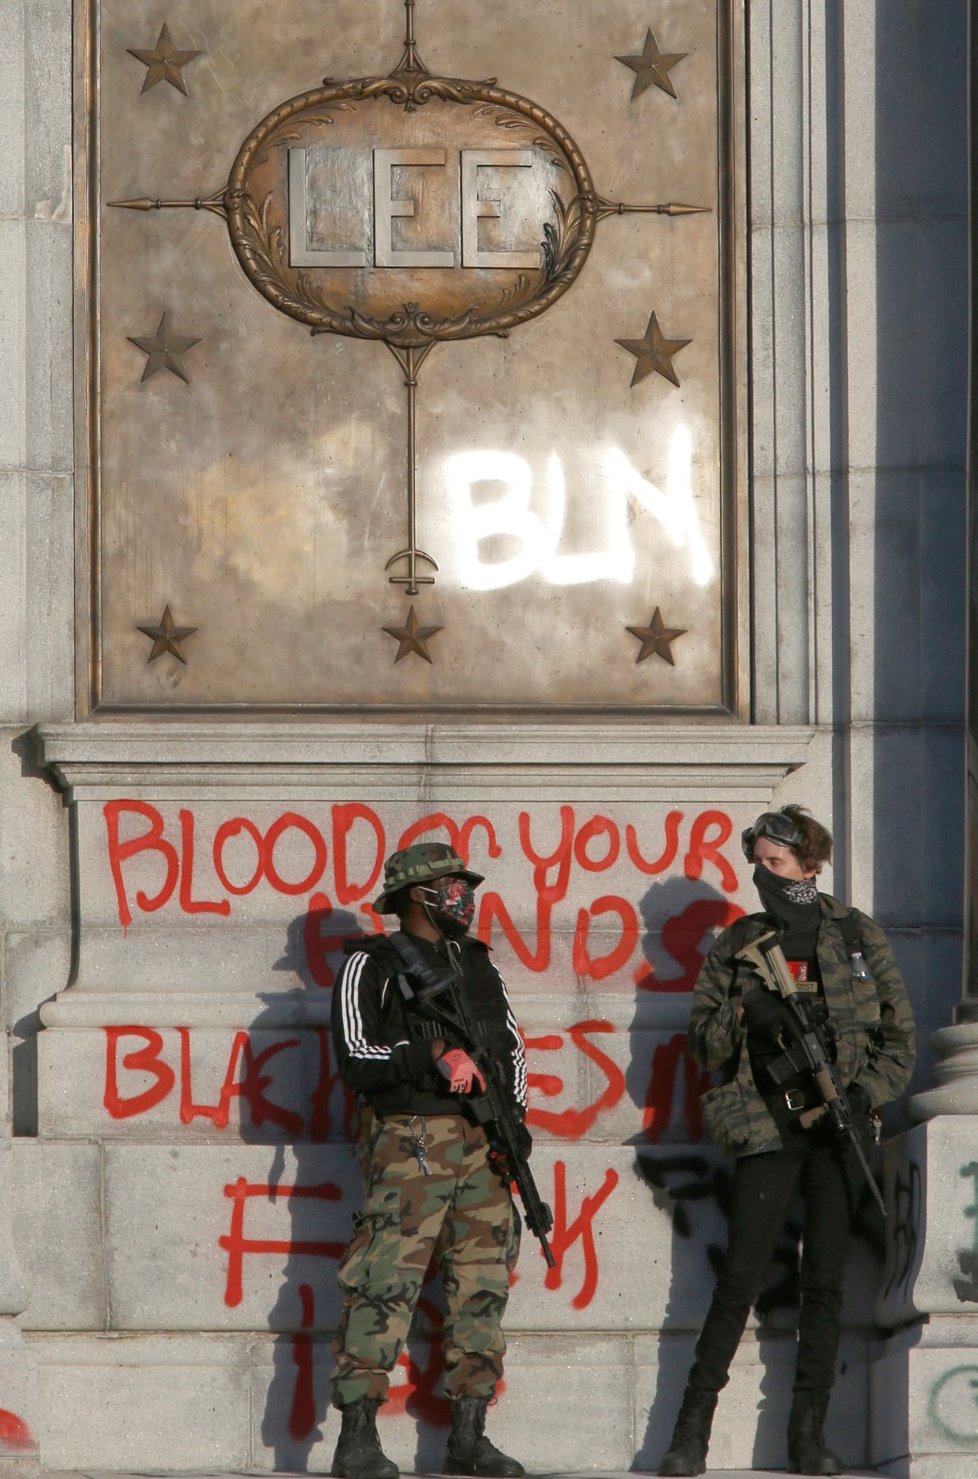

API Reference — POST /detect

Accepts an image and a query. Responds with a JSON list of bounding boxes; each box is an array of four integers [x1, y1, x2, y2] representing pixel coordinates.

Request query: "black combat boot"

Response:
[[330, 1397, 399, 1479], [787, 1389, 842, 1476], [657, 1388, 718, 1477], [443, 1396, 524, 1477]]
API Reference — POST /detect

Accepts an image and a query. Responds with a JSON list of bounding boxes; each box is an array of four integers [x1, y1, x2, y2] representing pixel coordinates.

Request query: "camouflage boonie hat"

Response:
[[373, 842, 484, 913]]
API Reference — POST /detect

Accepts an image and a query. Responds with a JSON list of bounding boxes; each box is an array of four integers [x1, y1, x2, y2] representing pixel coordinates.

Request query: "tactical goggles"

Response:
[[740, 810, 802, 860]]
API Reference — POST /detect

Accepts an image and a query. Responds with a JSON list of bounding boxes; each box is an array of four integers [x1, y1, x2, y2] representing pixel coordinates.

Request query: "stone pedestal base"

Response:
[[0, 1321, 39, 1479], [0, 1459, 39, 1479], [871, 1119, 978, 1476], [26, 1325, 874, 1474], [872, 1317, 978, 1478]]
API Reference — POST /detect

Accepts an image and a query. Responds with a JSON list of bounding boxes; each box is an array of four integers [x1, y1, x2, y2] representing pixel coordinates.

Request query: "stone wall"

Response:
[[0, 2, 973, 1474]]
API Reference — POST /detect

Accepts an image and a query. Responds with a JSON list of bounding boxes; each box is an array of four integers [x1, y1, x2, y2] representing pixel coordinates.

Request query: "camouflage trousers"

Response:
[[330, 1111, 520, 1408]]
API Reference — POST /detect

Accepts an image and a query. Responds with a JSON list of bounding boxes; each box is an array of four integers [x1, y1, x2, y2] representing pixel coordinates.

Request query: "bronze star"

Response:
[[128, 312, 202, 384], [128, 23, 201, 95], [615, 29, 687, 101], [616, 311, 691, 389], [382, 606, 443, 664], [137, 605, 198, 664], [627, 608, 687, 665]]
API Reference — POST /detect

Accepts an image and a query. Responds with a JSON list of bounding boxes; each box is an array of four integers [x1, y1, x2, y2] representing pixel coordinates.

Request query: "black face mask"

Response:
[[752, 865, 820, 934]]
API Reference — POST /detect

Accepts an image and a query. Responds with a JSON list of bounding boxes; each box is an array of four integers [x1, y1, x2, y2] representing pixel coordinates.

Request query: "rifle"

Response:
[[390, 932, 556, 1268], [734, 930, 887, 1218]]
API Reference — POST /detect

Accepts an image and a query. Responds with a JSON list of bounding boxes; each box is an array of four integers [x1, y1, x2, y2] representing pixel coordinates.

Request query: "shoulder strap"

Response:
[[389, 930, 464, 1016], [722, 912, 767, 999], [725, 911, 766, 954], [836, 908, 862, 954]]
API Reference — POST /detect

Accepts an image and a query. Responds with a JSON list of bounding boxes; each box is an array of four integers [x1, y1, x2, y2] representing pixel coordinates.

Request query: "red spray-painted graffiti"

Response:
[[0, 1411, 34, 1452], [101, 802, 742, 991], [290, 1283, 317, 1441], [634, 898, 744, 992], [103, 1021, 705, 1147], [218, 1164, 620, 1316], [643, 1036, 712, 1144], [524, 1019, 625, 1139], [99, 801, 743, 1431], [543, 1159, 620, 1310], [103, 1026, 357, 1141], [218, 1158, 619, 1435], [220, 1177, 346, 1308]]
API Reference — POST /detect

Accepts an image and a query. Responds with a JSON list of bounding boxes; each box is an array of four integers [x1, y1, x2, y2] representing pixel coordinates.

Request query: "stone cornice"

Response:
[[34, 722, 814, 802]]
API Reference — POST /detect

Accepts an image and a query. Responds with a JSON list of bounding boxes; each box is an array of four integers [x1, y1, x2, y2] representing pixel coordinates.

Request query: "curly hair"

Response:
[[780, 804, 833, 875]]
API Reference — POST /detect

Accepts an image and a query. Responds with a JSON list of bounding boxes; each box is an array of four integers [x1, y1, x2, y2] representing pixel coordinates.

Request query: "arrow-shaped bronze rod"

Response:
[[594, 196, 710, 223], [109, 190, 227, 219], [387, 0, 430, 79], [384, 342, 438, 596]]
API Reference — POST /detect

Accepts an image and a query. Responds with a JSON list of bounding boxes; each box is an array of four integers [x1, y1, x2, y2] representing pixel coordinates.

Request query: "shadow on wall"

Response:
[[8, 729, 76, 1139], [251, 904, 356, 1472], [257, 906, 456, 1475]]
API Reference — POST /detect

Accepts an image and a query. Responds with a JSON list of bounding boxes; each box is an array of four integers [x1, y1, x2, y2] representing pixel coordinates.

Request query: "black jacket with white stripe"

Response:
[[331, 930, 528, 1119]]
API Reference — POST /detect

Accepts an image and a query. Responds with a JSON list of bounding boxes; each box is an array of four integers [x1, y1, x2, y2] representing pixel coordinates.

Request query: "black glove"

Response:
[[741, 988, 794, 1046]]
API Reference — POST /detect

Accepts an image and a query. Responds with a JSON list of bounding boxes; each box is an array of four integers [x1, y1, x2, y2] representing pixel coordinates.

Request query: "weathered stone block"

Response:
[[11, 1140, 105, 1330], [877, 1120, 978, 1328], [103, 1142, 361, 1332], [0, 1320, 39, 1479], [484, 1333, 634, 1474], [0, 7, 26, 219], [21, 472, 74, 722], [30, 1334, 251, 1471], [5, 931, 72, 1135], [23, 0, 72, 225], [0, 478, 27, 718], [0, 733, 70, 927], [872, 1316, 978, 1478], [250, 1333, 335, 1474]]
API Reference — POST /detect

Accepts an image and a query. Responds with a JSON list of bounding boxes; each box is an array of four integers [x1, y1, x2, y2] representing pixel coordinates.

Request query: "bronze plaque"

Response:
[[227, 83, 594, 341], [79, 0, 746, 714]]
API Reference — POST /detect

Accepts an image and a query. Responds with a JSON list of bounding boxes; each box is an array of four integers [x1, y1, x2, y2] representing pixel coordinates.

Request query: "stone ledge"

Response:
[[35, 722, 813, 803]]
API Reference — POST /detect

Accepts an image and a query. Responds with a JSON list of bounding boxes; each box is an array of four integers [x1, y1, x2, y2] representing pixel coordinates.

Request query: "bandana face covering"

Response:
[[752, 864, 819, 931], [421, 877, 477, 937]]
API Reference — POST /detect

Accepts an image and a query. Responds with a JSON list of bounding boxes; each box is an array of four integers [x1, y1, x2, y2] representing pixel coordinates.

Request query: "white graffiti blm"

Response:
[[447, 427, 714, 591]]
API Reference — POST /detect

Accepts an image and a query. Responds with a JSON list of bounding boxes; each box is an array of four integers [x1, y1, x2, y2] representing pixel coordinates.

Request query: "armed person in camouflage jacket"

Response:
[[329, 842, 528, 1479], [656, 806, 915, 1479]]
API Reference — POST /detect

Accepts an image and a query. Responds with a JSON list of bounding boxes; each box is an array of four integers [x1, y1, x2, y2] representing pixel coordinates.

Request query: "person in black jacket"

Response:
[[329, 842, 528, 1479]]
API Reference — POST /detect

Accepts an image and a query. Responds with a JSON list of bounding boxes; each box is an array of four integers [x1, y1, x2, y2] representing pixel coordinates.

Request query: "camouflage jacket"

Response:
[[690, 893, 916, 1158]]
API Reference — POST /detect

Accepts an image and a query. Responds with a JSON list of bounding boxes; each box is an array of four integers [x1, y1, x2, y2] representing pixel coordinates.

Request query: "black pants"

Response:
[[687, 1136, 864, 1395]]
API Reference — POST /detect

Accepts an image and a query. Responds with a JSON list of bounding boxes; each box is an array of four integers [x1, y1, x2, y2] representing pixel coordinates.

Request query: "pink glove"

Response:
[[436, 1048, 487, 1095]]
